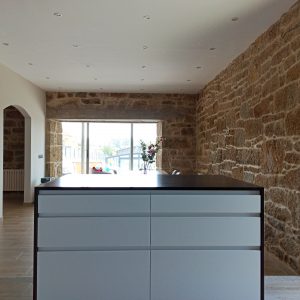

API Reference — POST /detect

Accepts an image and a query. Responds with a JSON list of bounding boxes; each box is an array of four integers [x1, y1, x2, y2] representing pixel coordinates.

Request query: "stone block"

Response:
[[285, 106, 300, 135], [264, 120, 285, 137], [262, 139, 290, 173], [274, 83, 298, 111], [244, 119, 263, 139], [253, 95, 273, 117], [286, 62, 300, 82], [281, 167, 300, 191]]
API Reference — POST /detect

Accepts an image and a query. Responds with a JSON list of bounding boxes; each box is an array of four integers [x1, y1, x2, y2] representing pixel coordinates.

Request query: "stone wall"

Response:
[[3, 106, 24, 169], [196, 2, 300, 273], [45, 119, 62, 177], [46, 92, 197, 175]]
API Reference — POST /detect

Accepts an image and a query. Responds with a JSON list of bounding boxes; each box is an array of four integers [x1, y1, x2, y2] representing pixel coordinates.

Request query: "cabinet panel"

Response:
[[151, 217, 260, 247], [151, 193, 260, 213], [38, 193, 150, 215], [151, 250, 260, 300], [37, 251, 150, 300], [38, 217, 150, 248]]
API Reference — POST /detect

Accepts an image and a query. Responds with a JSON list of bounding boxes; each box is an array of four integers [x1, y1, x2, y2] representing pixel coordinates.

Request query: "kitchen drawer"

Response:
[[37, 251, 150, 300], [151, 192, 260, 214], [151, 250, 260, 300], [38, 217, 150, 248], [151, 217, 260, 247], [38, 193, 150, 215]]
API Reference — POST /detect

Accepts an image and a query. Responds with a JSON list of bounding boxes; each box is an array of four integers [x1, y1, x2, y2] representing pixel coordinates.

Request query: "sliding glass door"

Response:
[[62, 122, 157, 175]]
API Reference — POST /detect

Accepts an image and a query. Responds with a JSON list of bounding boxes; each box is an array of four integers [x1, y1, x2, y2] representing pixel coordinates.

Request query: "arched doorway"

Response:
[[2, 105, 31, 205]]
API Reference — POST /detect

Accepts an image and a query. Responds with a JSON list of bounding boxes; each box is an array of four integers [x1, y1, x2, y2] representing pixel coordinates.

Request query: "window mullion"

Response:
[[130, 123, 134, 171]]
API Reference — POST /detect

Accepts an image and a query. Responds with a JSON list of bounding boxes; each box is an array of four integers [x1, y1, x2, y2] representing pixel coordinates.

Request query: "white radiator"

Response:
[[3, 169, 24, 191]]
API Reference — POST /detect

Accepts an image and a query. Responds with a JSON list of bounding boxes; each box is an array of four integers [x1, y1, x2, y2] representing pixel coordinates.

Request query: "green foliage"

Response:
[[140, 137, 164, 169]]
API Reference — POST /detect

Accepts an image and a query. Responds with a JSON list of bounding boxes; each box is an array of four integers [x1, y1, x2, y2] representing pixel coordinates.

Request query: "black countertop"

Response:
[[36, 174, 263, 191]]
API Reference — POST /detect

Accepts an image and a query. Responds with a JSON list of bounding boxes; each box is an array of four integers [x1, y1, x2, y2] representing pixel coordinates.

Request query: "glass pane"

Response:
[[89, 123, 131, 174], [133, 123, 157, 171], [62, 122, 84, 175]]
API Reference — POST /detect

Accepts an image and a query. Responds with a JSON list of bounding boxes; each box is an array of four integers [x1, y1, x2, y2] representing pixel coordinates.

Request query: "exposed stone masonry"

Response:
[[45, 120, 62, 177], [3, 106, 24, 169], [196, 2, 300, 273], [46, 92, 197, 175]]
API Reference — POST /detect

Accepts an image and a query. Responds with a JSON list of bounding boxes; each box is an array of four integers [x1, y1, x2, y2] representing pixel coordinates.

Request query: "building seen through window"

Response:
[[62, 122, 157, 174]]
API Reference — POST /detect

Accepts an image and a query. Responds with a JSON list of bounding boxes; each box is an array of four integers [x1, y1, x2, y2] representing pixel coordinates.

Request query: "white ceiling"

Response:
[[0, 0, 297, 94]]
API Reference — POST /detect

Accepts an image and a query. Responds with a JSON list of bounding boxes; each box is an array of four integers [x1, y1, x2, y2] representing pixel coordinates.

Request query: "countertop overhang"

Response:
[[36, 174, 263, 191]]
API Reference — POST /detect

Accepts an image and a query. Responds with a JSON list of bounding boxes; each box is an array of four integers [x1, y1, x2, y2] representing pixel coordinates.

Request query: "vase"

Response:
[[143, 164, 147, 174]]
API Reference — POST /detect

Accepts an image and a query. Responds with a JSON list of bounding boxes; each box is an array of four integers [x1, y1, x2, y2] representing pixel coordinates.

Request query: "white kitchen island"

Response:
[[34, 174, 264, 300]]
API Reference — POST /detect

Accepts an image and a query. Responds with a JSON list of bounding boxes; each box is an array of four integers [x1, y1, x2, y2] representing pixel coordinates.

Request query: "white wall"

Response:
[[0, 63, 46, 217]]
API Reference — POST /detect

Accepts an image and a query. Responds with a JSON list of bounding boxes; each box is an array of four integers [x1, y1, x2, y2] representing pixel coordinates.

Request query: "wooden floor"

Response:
[[0, 192, 299, 299], [0, 193, 33, 300]]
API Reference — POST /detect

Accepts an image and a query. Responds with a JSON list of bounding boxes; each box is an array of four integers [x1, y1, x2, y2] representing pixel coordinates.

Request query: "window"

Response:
[[62, 122, 158, 174]]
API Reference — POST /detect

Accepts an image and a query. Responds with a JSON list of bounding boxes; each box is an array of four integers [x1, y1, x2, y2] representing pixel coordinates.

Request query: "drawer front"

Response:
[[38, 193, 150, 215], [151, 192, 260, 213], [38, 251, 150, 300], [151, 217, 260, 247], [38, 217, 150, 248], [151, 250, 260, 300]]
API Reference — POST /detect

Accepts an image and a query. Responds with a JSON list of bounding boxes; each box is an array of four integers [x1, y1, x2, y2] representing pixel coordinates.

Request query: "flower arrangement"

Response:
[[140, 137, 164, 173]]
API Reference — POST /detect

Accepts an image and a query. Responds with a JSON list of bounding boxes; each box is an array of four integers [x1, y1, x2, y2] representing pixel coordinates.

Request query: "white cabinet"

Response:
[[151, 250, 260, 300], [36, 191, 151, 300], [38, 217, 150, 248], [38, 251, 150, 300], [151, 217, 260, 247], [35, 189, 262, 300]]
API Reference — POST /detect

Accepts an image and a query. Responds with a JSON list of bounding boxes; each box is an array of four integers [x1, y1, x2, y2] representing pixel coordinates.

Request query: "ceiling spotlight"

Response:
[[53, 12, 63, 17], [195, 66, 202, 69], [209, 47, 216, 51], [72, 44, 80, 48], [28, 62, 33, 66], [186, 79, 191, 82], [2, 42, 9, 46], [143, 45, 148, 50], [231, 17, 239, 21], [45, 77, 50, 80], [142, 65, 147, 69], [86, 64, 90, 68], [143, 15, 151, 20], [141, 78, 145, 81], [94, 78, 98, 80]]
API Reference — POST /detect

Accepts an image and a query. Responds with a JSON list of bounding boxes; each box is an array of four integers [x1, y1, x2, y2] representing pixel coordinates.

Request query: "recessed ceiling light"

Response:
[[72, 44, 80, 48], [53, 12, 63, 17], [143, 45, 148, 50], [186, 79, 192, 82], [28, 62, 33, 66], [231, 17, 239, 21], [94, 78, 98, 80], [195, 66, 202, 69], [143, 15, 151, 20], [142, 65, 147, 69], [45, 77, 50, 80], [141, 78, 145, 81], [209, 47, 216, 51], [86, 64, 90, 68], [2, 42, 9, 46]]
